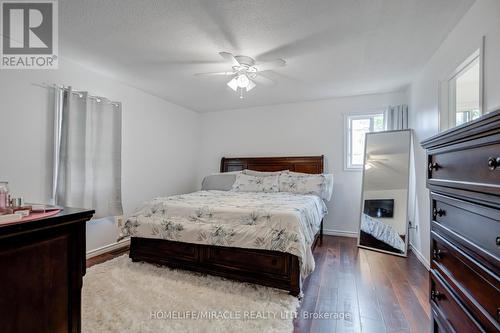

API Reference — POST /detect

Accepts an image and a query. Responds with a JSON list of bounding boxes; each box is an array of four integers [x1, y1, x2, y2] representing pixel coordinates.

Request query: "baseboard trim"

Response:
[[409, 243, 430, 270], [323, 228, 358, 238], [86, 238, 130, 259]]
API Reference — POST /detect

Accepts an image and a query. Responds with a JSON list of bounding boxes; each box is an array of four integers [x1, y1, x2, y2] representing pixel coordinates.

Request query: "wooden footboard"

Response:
[[129, 237, 302, 295], [130, 221, 322, 296]]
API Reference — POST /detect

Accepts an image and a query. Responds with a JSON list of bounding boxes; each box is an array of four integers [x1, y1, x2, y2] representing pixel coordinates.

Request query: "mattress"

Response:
[[119, 190, 327, 276]]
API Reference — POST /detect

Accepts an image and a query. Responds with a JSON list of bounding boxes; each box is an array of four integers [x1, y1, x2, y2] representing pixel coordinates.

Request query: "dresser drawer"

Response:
[[427, 142, 500, 196], [431, 193, 500, 273], [432, 231, 500, 331], [205, 246, 290, 276], [430, 270, 484, 333]]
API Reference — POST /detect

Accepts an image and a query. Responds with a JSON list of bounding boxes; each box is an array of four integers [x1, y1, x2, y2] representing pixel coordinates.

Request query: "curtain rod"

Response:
[[57, 84, 121, 107], [34, 83, 121, 106]]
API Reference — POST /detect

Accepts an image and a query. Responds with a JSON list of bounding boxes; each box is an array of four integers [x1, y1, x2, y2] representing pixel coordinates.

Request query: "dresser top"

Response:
[[0, 207, 95, 238], [421, 108, 500, 149]]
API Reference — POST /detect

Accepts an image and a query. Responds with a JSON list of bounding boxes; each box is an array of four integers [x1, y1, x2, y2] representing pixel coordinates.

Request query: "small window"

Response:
[[447, 47, 483, 127], [439, 37, 485, 131], [345, 113, 385, 170]]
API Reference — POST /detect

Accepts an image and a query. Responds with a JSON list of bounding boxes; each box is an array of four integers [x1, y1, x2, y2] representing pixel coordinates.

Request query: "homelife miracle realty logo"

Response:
[[1, 0, 58, 69]]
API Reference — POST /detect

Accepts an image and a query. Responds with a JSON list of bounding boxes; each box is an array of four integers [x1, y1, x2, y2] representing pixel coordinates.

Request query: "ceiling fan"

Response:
[[194, 52, 286, 99]]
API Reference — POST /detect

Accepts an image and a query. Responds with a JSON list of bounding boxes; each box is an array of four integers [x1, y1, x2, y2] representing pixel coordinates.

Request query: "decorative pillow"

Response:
[[224, 170, 243, 174], [232, 173, 279, 193], [288, 171, 309, 176], [278, 173, 333, 200], [242, 169, 289, 176], [201, 174, 237, 191]]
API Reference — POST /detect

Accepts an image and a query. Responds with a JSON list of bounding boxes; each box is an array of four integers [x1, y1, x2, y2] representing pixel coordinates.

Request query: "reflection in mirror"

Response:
[[357, 130, 411, 257]]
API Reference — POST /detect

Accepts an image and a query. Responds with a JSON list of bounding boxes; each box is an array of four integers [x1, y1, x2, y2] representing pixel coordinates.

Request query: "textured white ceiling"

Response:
[[59, 0, 474, 112]]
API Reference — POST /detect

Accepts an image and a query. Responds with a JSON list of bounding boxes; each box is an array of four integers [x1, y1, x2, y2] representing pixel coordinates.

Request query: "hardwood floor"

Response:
[[86, 245, 129, 268], [86, 236, 430, 333], [294, 236, 430, 333]]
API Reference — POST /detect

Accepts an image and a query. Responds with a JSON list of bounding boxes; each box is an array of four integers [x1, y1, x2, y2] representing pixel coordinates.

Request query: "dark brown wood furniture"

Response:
[[130, 155, 325, 296], [0, 207, 94, 333], [220, 155, 324, 174], [422, 110, 500, 333]]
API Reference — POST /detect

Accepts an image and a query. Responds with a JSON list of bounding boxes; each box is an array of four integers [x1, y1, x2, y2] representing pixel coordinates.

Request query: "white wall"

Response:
[[363, 189, 408, 235], [408, 0, 500, 266], [198, 92, 408, 237], [0, 58, 201, 252]]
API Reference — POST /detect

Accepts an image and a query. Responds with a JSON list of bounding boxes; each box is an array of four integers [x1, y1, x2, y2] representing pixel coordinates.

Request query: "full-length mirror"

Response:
[[357, 130, 411, 257]]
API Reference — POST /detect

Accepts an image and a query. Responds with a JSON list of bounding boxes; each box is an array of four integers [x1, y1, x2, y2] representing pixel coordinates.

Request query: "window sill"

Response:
[[344, 167, 363, 172]]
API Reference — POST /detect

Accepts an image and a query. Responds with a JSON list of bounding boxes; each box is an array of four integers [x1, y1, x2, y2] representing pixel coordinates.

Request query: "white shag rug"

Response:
[[82, 255, 299, 333]]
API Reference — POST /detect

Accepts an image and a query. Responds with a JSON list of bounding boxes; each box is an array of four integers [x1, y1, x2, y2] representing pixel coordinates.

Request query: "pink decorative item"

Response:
[[0, 209, 62, 226]]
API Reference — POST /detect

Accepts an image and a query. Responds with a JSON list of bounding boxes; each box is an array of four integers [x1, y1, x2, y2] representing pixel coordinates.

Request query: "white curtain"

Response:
[[385, 104, 409, 130], [52, 86, 123, 219]]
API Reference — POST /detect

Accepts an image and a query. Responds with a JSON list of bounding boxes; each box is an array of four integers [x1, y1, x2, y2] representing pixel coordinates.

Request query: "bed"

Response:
[[123, 156, 326, 296]]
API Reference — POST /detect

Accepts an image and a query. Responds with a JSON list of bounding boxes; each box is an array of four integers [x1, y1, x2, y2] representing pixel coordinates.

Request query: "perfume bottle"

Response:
[[0, 182, 9, 214]]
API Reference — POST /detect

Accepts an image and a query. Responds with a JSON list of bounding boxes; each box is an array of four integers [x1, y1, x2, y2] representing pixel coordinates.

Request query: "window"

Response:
[[345, 113, 385, 170], [441, 40, 484, 130], [449, 52, 481, 127]]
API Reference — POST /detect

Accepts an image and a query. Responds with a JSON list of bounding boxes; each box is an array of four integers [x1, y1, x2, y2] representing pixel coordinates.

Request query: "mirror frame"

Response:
[[356, 129, 412, 257]]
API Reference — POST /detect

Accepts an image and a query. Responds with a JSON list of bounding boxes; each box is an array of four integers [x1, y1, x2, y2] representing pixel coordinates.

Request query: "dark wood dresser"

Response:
[[422, 110, 500, 333], [0, 208, 94, 333]]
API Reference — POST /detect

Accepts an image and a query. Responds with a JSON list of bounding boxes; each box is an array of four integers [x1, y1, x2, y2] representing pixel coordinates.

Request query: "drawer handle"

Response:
[[432, 208, 446, 218], [488, 157, 500, 171], [496, 237, 500, 247], [431, 290, 443, 302], [432, 249, 442, 260], [428, 162, 440, 172]]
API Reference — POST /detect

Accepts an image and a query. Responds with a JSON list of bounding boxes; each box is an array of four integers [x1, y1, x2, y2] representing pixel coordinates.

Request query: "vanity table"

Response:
[[0, 207, 94, 333]]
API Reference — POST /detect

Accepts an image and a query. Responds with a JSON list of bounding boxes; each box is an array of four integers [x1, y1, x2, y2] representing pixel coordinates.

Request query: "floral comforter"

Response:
[[119, 190, 327, 276]]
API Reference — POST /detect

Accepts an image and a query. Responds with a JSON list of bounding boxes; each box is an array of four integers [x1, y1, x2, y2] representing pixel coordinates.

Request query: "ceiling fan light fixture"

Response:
[[236, 74, 250, 88], [227, 77, 238, 91]]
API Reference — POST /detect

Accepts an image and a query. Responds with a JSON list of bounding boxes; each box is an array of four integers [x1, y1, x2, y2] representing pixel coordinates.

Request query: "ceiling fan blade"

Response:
[[194, 71, 234, 77], [253, 73, 275, 86], [255, 58, 286, 72], [219, 52, 240, 67]]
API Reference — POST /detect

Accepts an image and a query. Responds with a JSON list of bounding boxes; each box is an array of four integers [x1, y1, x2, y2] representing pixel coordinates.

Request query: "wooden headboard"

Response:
[[220, 155, 324, 174]]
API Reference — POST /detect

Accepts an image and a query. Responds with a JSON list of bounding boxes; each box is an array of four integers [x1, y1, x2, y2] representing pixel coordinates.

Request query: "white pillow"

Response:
[[288, 171, 310, 176], [242, 169, 289, 176], [232, 173, 279, 193], [278, 173, 333, 200], [218, 171, 242, 175]]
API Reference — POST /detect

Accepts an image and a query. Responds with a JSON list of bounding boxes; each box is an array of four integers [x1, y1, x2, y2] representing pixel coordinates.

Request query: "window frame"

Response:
[[344, 111, 386, 171]]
